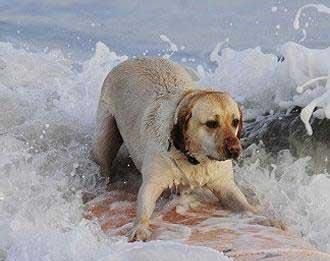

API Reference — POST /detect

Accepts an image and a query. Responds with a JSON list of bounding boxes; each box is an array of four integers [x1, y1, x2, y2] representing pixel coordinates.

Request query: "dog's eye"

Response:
[[205, 120, 219, 129], [232, 119, 239, 128]]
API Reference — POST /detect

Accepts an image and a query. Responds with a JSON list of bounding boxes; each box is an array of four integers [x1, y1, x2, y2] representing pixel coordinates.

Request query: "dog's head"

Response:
[[171, 91, 243, 162]]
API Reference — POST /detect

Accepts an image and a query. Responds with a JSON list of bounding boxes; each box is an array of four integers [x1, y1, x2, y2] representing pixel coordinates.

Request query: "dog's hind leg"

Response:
[[92, 101, 123, 177]]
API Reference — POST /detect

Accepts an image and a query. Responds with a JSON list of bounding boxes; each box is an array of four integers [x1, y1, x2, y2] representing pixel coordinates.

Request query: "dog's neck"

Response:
[[167, 139, 200, 165]]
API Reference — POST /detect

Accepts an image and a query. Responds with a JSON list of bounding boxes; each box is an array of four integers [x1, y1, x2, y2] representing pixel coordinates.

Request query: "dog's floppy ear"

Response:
[[171, 109, 191, 152], [237, 107, 243, 138]]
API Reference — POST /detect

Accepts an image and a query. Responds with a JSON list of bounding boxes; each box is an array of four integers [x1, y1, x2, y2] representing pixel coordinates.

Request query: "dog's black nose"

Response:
[[225, 148, 240, 160], [224, 137, 241, 160], [228, 150, 240, 159]]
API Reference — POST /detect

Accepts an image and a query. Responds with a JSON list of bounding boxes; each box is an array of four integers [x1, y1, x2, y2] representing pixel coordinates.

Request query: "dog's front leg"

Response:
[[208, 177, 287, 230], [129, 158, 171, 242], [207, 176, 258, 214]]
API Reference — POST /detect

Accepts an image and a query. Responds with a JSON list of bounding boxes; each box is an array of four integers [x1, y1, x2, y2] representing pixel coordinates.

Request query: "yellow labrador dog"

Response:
[[93, 57, 257, 241]]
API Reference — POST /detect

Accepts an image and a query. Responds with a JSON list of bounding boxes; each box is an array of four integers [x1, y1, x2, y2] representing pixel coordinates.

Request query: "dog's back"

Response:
[[95, 57, 196, 170]]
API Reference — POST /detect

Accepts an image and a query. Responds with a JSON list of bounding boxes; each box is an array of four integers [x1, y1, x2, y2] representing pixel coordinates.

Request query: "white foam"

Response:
[[235, 146, 330, 252], [108, 241, 232, 261]]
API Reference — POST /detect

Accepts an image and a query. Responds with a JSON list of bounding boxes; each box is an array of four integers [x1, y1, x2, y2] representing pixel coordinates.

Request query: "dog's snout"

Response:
[[224, 136, 241, 159]]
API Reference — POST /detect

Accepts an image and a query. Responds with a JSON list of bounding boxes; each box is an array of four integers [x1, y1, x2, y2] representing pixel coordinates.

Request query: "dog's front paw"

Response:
[[264, 218, 287, 231], [128, 223, 152, 242]]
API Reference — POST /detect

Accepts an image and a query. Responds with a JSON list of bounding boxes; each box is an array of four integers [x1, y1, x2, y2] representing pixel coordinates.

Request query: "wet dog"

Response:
[[92, 57, 257, 241]]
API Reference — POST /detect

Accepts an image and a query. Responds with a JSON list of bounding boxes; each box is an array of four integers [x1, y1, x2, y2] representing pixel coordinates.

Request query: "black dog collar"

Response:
[[167, 139, 200, 165]]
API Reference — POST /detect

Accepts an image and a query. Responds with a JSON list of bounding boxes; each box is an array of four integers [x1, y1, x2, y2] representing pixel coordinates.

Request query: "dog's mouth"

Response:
[[207, 152, 240, 161]]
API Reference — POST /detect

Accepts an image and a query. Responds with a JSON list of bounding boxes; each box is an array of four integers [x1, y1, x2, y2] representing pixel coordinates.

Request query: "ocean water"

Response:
[[2, 0, 330, 60], [0, 1, 330, 260]]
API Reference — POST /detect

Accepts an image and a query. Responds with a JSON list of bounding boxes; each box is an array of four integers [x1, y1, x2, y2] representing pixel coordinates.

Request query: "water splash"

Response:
[[160, 34, 178, 58], [235, 145, 330, 252], [294, 4, 330, 30]]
